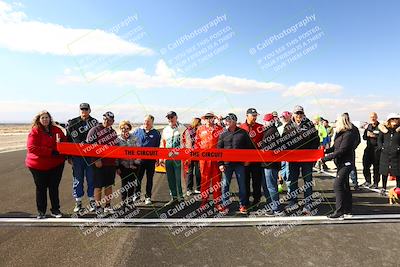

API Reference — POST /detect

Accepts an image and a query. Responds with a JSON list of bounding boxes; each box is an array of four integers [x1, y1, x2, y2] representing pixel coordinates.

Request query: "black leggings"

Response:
[[29, 163, 65, 214], [334, 165, 353, 214], [381, 175, 400, 189], [119, 165, 138, 203]]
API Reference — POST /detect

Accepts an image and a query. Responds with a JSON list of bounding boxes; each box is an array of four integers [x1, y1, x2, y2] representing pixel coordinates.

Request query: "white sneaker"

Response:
[[194, 190, 201, 194], [132, 195, 139, 202], [186, 190, 193, 196], [104, 206, 115, 214], [145, 198, 152, 205]]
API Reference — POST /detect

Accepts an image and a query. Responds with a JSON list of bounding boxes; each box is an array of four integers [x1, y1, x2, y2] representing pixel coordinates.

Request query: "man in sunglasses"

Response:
[[283, 105, 319, 215], [66, 103, 98, 213]]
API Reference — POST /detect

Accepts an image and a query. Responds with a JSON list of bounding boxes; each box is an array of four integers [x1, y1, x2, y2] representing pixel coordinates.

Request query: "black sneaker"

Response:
[[89, 200, 96, 212], [95, 206, 104, 218], [327, 212, 344, 219], [36, 212, 46, 219], [371, 184, 378, 189], [73, 201, 83, 213], [51, 210, 62, 218], [380, 188, 386, 196]]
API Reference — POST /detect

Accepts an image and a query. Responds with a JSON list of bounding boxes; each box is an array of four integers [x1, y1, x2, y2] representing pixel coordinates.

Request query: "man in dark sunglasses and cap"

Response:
[[66, 103, 98, 213]]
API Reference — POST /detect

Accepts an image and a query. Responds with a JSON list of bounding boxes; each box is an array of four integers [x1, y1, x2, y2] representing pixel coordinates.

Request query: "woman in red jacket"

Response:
[[26, 111, 66, 219]]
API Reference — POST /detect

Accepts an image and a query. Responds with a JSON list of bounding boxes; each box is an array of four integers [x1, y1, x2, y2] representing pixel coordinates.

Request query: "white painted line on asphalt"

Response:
[[0, 214, 399, 227]]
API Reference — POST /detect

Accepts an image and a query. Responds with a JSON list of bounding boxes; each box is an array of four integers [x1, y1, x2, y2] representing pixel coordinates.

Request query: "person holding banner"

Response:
[[133, 115, 161, 205], [186, 117, 202, 196], [240, 108, 265, 209], [195, 112, 224, 211], [320, 113, 357, 219], [160, 111, 191, 206], [86, 111, 119, 216], [218, 113, 253, 214], [260, 113, 285, 216], [26, 110, 67, 219], [285, 105, 319, 215], [66, 103, 98, 213], [116, 120, 140, 209]]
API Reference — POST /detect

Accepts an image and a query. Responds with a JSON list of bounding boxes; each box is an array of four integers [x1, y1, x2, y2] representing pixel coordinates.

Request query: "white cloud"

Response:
[[58, 59, 286, 93], [282, 82, 342, 97], [0, 1, 153, 56]]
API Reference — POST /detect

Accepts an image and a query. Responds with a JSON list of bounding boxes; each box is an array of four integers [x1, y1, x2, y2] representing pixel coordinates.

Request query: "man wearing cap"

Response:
[[160, 111, 191, 206], [195, 112, 224, 211], [284, 105, 319, 215], [240, 108, 265, 208], [362, 112, 381, 188], [86, 111, 119, 216], [66, 103, 98, 213], [218, 113, 254, 214]]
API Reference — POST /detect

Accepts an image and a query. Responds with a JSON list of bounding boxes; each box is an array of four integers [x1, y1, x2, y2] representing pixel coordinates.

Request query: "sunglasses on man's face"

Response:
[[167, 116, 175, 119], [81, 108, 89, 111], [295, 112, 304, 115]]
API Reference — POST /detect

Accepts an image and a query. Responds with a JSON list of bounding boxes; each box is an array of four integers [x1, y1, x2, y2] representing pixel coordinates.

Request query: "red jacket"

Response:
[[25, 125, 67, 170], [195, 125, 224, 149], [240, 121, 264, 149]]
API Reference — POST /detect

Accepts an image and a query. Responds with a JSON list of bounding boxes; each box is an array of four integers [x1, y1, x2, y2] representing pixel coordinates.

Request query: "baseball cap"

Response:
[[103, 111, 114, 120], [386, 113, 400, 121], [263, 113, 275, 122], [224, 113, 238, 121], [272, 111, 278, 117], [246, 108, 259, 116], [80, 103, 90, 110], [166, 111, 177, 118], [280, 111, 292, 119], [293, 105, 304, 114]]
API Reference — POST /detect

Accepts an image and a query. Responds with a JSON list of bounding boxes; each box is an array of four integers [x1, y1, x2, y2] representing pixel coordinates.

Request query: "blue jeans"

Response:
[[288, 162, 313, 207], [264, 168, 281, 212], [72, 157, 94, 200], [281, 162, 290, 186], [349, 166, 358, 186], [222, 163, 247, 207]]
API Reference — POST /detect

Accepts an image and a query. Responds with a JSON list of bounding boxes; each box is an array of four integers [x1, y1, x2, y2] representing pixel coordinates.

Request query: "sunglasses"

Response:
[[167, 116, 175, 119], [295, 112, 304, 115], [80, 108, 89, 111]]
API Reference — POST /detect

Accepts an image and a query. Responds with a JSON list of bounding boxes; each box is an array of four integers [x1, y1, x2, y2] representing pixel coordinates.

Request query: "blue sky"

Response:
[[0, 0, 399, 123]]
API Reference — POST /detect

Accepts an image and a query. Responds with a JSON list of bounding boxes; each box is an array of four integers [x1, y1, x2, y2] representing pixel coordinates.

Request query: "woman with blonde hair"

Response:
[[26, 110, 67, 219], [319, 113, 357, 218], [185, 117, 202, 196], [116, 120, 140, 209]]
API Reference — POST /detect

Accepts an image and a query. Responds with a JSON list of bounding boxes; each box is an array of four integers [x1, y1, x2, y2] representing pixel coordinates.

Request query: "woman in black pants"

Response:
[[320, 113, 357, 219], [377, 113, 400, 194], [25, 110, 67, 219]]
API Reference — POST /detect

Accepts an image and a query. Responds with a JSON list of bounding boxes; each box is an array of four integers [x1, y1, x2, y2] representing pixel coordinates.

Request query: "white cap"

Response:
[[386, 113, 400, 121]]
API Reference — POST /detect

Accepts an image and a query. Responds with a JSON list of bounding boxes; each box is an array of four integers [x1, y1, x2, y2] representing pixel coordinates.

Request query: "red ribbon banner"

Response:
[[57, 142, 324, 162]]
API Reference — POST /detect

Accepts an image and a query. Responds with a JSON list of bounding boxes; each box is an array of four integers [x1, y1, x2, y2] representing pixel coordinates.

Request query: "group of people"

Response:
[[25, 103, 400, 219]]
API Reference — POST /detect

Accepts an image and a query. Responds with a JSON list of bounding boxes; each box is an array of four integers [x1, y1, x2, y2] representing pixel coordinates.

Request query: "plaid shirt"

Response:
[[117, 133, 141, 169]]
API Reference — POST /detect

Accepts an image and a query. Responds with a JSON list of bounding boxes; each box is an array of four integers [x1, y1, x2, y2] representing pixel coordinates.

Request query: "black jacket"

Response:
[[217, 126, 253, 166], [66, 116, 98, 144], [282, 117, 320, 150], [322, 129, 355, 167], [378, 124, 400, 176], [259, 125, 281, 169], [363, 122, 380, 149]]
